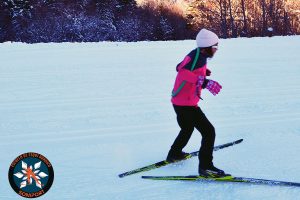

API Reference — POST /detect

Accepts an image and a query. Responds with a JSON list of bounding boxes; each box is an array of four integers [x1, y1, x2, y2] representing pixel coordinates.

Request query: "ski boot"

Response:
[[166, 150, 190, 162], [199, 165, 230, 178]]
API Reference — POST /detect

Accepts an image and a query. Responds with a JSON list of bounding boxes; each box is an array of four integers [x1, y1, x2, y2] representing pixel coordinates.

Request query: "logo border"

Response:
[[8, 152, 54, 198]]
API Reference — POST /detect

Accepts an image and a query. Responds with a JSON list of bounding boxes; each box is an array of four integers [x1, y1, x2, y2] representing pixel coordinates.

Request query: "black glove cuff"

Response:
[[202, 79, 209, 89]]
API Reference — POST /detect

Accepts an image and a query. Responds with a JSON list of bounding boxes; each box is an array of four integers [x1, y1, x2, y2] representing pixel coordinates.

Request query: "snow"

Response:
[[0, 36, 300, 199]]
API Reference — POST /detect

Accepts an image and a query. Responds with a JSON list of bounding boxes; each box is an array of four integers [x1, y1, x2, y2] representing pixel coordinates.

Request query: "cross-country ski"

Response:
[[142, 175, 300, 188]]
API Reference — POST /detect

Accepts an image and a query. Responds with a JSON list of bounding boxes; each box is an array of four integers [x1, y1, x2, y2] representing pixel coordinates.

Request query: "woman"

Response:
[[167, 29, 227, 177]]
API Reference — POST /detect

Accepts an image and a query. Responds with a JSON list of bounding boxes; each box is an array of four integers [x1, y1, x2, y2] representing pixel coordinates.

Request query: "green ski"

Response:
[[141, 175, 300, 187]]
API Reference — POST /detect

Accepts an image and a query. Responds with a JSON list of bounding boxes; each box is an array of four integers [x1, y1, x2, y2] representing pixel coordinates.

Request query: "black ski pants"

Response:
[[171, 105, 216, 169]]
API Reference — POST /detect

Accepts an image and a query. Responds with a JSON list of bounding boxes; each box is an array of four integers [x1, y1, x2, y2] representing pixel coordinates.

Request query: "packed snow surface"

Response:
[[0, 36, 300, 199]]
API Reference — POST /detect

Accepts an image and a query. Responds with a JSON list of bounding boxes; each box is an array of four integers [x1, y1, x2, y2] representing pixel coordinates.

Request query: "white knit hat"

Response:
[[196, 29, 219, 48]]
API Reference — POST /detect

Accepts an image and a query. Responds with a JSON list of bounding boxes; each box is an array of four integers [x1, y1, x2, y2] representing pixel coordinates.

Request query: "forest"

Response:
[[0, 0, 299, 42]]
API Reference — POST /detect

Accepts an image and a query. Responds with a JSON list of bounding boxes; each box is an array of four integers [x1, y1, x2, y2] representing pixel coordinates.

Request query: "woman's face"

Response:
[[211, 44, 218, 54], [204, 43, 218, 58]]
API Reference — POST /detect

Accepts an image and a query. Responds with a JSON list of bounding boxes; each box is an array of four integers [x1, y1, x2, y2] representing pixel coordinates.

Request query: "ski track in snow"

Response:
[[0, 36, 300, 199]]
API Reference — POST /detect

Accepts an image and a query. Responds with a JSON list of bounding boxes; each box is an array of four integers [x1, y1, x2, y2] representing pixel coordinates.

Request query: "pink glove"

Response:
[[206, 79, 222, 95], [197, 76, 222, 96], [196, 76, 205, 97]]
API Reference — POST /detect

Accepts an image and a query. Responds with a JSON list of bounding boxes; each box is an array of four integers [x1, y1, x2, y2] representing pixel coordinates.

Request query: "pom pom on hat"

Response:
[[196, 29, 219, 48]]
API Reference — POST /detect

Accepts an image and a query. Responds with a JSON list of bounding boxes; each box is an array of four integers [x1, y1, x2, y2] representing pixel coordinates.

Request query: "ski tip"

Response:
[[236, 139, 243, 143], [118, 173, 125, 178]]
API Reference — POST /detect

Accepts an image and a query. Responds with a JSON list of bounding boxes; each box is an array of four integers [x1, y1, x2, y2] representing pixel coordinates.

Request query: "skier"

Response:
[[166, 28, 226, 177]]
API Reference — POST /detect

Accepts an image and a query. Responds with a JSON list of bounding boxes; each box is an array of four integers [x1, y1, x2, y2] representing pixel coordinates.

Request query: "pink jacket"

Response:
[[171, 51, 208, 106]]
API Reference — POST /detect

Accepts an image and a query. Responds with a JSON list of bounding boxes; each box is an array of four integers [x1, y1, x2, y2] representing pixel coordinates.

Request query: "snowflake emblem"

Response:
[[13, 161, 48, 189]]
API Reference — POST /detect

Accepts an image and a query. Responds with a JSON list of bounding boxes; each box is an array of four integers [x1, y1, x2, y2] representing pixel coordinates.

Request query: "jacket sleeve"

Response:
[[176, 56, 192, 71]]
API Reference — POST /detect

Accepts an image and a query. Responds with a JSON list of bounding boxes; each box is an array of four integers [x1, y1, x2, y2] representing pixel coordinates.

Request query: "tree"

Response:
[[240, 0, 248, 36], [0, 0, 299, 42]]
